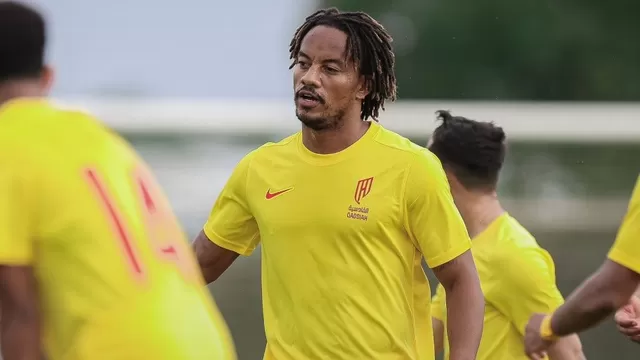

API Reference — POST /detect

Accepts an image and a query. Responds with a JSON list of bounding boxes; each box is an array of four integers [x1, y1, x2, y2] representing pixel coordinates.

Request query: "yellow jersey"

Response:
[[204, 121, 471, 360], [432, 213, 564, 360], [0, 99, 236, 360], [608, 176, 640, 273]]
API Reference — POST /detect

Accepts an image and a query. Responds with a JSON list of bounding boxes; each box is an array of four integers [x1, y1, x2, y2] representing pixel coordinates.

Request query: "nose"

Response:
[[300, 65, 321, 88]]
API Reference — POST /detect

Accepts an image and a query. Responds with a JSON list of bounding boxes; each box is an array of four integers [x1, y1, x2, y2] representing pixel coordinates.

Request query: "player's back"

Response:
[[0, 99, 236, 360], [432, 213, 563, 360]]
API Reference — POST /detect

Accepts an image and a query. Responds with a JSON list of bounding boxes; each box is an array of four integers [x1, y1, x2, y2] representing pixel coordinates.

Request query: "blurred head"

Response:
[[428, 110, 506, 199], [289, 8, 397, 131], [0, 1, 52, 101]]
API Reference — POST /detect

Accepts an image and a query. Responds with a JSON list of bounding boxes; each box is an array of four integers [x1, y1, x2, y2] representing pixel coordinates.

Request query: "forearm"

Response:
[[1, 310, 41, 360], [551, 267, 633, 336], [197, 259, 229, 284], [444, 277, 484, 360], [547, 335, 585, 360]]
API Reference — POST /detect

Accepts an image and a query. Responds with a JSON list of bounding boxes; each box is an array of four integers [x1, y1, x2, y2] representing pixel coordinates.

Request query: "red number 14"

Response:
[[85, 167, 198, 283]]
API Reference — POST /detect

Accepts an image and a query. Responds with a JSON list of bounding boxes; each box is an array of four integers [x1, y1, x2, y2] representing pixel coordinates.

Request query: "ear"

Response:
[[355, 75, 370, 101], [40, 65, 55, 94]]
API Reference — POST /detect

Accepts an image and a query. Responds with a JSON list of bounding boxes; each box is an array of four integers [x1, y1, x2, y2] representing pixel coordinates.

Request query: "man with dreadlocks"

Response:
[[193, 8, 484, 360]]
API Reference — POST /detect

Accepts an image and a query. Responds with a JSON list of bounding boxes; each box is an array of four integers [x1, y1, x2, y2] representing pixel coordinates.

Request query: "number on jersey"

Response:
[[84, 167, 198, 283]]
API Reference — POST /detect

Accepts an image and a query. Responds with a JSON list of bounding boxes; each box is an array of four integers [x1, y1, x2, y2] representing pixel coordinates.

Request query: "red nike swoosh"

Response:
[[266, 188, 293, 199], [160, 246, 176, 255]]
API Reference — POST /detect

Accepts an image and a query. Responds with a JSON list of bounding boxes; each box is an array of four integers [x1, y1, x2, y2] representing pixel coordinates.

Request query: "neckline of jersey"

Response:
[[296, 121, 381, 166]]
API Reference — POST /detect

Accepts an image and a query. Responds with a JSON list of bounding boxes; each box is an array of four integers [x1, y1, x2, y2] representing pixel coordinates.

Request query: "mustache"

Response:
[[295, 87, 325, 104]]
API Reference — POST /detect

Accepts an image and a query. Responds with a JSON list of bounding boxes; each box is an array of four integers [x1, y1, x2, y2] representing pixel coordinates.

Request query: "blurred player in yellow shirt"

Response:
[[428, 111, 584, 360], [192, 8, 485, 360], [525, 175, 640, 358], [0, 2, 236, 359]]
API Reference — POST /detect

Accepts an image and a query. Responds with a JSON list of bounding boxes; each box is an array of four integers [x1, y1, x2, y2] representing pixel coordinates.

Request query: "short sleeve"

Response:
[[203, 151, 260, 256], [608, 177, 640, 274], [431, 283, 447, 321], [489, 248, 564, 335], [404, 149, 471, 268], [0, 159, 35, 264]]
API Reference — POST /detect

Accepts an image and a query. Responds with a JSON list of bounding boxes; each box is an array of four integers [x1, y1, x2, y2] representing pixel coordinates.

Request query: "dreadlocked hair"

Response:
[[289, 8, 397, 121]]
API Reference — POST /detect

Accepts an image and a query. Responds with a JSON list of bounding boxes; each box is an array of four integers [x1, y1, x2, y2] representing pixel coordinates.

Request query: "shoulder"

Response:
[[491, 239, 557, 290], [0, 100, 56, 170], [493, 243, 555, 271], [483, 215, 552, 269], [230, 133, 300, 176], [0, 99, 49, 140], [0, 99, 107, 143], [372, 125, 444, 176], [247, 133, 299, 160]]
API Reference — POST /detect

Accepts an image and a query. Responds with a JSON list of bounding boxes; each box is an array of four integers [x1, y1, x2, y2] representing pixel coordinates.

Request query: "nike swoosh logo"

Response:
[[266, 188, 293, 200], [160, 246, 176, 255]]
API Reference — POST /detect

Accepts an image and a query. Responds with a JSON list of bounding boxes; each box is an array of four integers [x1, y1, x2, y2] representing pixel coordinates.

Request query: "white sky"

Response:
[[31, 0, 316, 98]]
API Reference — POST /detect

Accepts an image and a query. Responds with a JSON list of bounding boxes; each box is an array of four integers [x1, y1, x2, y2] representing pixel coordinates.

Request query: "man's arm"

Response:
[[432, 251, 484, 360], [526, 178, 640, 358], [549, 174, 640, 336], [0, 265, 41, 360], [193, 230, 240, 284], [404, 149, 483, 360], [546, 335, 585, 360], [549, 259, 640, 336], [0, 155, 41, 359], [193, 151, 260, 284]]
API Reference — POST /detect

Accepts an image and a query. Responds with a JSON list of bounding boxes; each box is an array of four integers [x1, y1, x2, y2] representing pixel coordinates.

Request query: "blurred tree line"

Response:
[[324, 0, 640, 101]]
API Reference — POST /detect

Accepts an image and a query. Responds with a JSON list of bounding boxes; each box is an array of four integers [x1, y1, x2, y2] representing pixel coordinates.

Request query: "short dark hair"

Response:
[[0, 1, 46, 82], [289, 7, 397, 121], [428, 110, 506, 190]]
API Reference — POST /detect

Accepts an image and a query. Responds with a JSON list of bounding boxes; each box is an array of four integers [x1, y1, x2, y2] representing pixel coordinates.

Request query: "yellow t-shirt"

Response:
[[432, 213, 564, 360], [0, 99, 236, 360], [204, 121, 471, 360], [608, 176, 640, 273]]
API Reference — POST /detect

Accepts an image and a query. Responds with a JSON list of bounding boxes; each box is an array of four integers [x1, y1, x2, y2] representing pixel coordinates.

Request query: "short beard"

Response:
[[296, 109, 346, 131]]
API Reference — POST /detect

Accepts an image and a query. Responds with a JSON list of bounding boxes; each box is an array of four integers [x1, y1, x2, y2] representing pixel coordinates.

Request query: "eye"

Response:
[[325, 66, 340, 74], [297, 60, 310, 69]]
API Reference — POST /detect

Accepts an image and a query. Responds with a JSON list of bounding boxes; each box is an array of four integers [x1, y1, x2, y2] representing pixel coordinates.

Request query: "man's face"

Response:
[[292, 25, 366, 131]]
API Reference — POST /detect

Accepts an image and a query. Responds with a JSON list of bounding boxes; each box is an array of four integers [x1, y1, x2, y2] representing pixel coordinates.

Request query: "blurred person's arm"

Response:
[[193, 151, 260, 284], [529, 260, 639, 340], [0, 156, 41, 359], [0, 266, 41, 360], [405, 150, 483, 360], [431, 284, 447, 355], [544, 177, 640, 336], [525, 177, 640, 358], [490, 247, 585, 359]]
